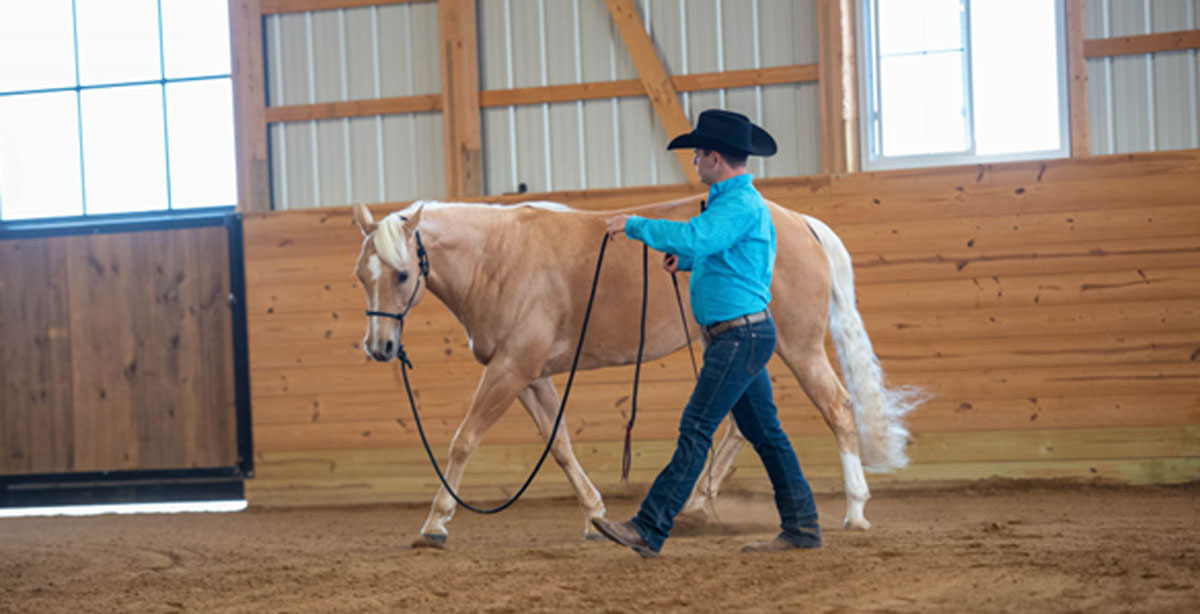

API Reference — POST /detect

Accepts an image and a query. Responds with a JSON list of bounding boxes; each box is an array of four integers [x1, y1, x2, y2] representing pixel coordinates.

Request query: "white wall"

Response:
[[1085, 0, 1200, 154], [263, 0, 821, 208]]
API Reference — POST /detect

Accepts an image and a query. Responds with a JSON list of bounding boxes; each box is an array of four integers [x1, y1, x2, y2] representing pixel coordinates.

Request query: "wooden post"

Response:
[[604, 0, 700, 184], [1066, 0, 1090, 157], [439, 0, 483, 199], [818, 0, 857, 174], [229, 0, 271, 213]]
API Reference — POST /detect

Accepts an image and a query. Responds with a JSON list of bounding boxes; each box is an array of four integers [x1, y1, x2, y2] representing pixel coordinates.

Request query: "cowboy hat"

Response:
[[666, 109, 777, 157]]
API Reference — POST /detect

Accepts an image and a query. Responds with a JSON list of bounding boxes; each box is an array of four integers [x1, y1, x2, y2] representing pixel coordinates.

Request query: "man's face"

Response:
[[692, 148, 721, 185]]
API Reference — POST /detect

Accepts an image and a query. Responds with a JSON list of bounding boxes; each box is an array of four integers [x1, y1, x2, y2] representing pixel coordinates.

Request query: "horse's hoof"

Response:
[[844, 517, 871, 531], [412, 533, 448, 549]]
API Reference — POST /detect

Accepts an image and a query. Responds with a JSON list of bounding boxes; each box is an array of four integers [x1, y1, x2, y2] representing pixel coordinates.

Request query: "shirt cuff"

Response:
[[624, 216, 647, 241]]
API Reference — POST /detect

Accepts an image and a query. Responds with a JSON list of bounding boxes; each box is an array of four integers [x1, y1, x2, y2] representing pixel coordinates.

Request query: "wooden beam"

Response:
[[1066, 0, 1090, 157], [265, 95, 441, 123], [818, 0, 857, 174], [229, 0, 271, 213], [1084, 29, 1200, 58], [479, 64, 818, 109], [673, 64, 819, 92], [604, 0, 700, 184], [261, 0, 430, 15], [438, 0, 483, 198]]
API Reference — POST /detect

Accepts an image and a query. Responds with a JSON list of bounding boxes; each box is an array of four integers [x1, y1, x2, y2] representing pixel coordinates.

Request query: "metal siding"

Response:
[[407, 3, 441, 94], [376, 4, 415, 97], [509, 0, 550, 192], [381, 112, 445, 201], [348, 116, 383, 203], [1086, 0, 1199, 155], [762, 83, 821, 177], [281, 123, 316, 209], [316, 119, 346, 206], [311, 12, 342, 104], [1087, 57, 1114, 154], [344, 8, 378, 100]]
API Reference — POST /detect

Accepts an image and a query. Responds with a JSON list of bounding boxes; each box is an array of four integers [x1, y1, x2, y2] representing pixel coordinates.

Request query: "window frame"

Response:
[[0, 0, 235, 225], [856, 0, 1072, 171]]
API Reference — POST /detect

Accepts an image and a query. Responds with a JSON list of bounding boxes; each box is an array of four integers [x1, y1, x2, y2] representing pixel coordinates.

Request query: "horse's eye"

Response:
[[397, 271, 410, 284]]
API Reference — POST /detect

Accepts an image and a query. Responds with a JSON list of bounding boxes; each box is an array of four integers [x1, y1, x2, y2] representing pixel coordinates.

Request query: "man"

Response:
[[596, 109, 821, 557]]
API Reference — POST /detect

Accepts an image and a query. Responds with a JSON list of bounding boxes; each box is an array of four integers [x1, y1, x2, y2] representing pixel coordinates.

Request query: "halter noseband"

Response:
[[364, 224, 430, 367]]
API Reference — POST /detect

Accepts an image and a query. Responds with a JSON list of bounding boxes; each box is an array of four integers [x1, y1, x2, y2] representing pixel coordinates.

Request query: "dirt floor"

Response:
[[1, 481, 1197, 614]]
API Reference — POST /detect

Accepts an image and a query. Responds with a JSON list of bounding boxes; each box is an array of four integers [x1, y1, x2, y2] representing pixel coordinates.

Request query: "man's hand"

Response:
[[662, 253, 679, 273], [606, 214, 631, 239]]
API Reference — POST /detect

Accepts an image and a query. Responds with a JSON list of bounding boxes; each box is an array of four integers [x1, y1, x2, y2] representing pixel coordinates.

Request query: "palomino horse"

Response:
[[351, 196, 924, 547]]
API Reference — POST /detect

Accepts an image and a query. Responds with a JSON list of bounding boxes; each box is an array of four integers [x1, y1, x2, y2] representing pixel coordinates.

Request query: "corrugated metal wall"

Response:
[[478, 0, 820, 195], [263, 0, 820, 208], [265, 4, 444, 210], [1085, 0, 1200, 154]]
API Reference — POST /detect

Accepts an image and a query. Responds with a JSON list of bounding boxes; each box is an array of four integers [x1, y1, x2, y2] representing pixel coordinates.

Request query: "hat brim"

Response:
[[666, 125, 777, 157]]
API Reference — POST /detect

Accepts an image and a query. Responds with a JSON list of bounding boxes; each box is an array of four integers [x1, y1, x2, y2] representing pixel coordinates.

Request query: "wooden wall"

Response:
[[0, 227, 238, 474], [244, 149, 1200, 507]]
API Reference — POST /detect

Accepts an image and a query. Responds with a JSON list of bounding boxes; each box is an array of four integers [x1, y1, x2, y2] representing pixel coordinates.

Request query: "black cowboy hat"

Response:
[[666, 109, 777, 157]]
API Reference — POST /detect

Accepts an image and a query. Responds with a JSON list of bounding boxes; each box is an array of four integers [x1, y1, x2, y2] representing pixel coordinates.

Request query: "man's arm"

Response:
[[625, 205, 753, 258]]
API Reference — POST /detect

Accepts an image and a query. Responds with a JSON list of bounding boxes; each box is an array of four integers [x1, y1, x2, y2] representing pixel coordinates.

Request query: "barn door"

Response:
[[0, 211, 252, 506]]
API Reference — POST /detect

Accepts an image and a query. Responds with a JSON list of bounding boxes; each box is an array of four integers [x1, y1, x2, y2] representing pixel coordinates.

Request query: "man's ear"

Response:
[[403, 204, 424, 238], [352, 202, 377, 236]]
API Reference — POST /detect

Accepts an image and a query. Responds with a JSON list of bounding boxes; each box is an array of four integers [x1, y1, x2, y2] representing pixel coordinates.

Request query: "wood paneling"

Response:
[[0, 227, 238, 475], [242, 148, 1200, 505]]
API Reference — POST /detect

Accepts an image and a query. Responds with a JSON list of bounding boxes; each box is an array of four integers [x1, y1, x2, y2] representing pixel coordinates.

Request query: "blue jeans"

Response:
[[631, 317, 820, 552]]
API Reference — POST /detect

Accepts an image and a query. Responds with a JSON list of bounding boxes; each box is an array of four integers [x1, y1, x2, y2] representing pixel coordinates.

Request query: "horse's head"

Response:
[[352, 202, 427, 362]]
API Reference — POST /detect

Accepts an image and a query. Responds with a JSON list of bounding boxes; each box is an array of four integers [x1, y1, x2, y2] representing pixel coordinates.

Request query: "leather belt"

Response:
[[703, 309, 770, 342]]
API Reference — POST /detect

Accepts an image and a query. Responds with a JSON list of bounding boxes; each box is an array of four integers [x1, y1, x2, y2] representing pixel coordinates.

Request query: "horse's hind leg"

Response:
[[680, 419, 746, 518], [518, 378, 606, 539], [778, 340, 872, 530], [415, 361, 528, 547]]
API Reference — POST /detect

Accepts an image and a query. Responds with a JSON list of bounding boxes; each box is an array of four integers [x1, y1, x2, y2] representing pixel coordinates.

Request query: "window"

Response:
[[0, 0, 237, 221], [857, 0, 1069, 170]]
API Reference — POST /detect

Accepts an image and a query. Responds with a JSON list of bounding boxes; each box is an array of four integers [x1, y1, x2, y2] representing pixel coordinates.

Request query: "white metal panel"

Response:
[[1086, 0, 1200, 155], [311, 12, 342, 104], [343, 8, 377, 100]]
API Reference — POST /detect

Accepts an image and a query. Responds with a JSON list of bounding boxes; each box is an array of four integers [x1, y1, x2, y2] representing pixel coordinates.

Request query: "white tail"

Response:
[[803, 215, 928, 473]]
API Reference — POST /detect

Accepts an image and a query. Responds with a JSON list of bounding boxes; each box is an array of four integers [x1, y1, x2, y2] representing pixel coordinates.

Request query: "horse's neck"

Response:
[[419, 206, 496, 326]]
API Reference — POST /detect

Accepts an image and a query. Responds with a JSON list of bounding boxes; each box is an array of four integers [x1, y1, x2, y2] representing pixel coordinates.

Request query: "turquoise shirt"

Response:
[[625, 174, 775, 327]]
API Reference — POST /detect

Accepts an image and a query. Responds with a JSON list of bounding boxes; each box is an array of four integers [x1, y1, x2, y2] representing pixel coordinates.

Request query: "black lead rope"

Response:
[[620, 244, 649, 482], [393, 234, 611, 514]]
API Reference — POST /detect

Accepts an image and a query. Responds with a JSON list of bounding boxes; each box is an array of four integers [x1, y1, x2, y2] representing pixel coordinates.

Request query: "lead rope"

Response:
[[620, 244, 649, 482], [400, 234, 610, 514]]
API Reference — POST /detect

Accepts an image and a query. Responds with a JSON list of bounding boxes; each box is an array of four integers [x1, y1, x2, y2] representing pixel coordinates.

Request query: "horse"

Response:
[[351, 196, 925, 547]]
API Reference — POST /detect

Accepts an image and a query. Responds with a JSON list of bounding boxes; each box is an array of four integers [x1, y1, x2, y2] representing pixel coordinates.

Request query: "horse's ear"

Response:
[[352, 202, 377, 236], [404, 204, 424, 237]]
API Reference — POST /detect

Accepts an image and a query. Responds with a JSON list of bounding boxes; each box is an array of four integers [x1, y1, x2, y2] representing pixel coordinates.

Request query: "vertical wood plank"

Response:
[[604, 0, 700, 185], [439, 0, 483, 198], [817, 0, 859, 174], [0, 239, 75, 473], [230, 0, 272, 212], [1066, 0, 1091, 157]]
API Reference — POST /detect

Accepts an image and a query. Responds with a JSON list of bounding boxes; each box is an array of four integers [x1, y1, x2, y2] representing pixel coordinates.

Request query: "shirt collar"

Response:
[[708, 173, 755, 200]]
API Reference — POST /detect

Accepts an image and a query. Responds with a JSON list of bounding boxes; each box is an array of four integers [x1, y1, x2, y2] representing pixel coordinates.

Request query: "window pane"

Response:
[[880, 52, 967, 156], [76, 0, 162, 86], [167, 79, 237, 208], [0, 92, 83, 220], [972, 0, 1062, 155], [80, 85, 167, 214], [162, 0, 232, 78], [0, 1, 77, 92], [877, 0, 964, 56]]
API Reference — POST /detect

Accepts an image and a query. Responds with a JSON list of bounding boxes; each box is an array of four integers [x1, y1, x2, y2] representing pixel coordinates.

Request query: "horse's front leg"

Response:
[[414, 361, 528, 548], [518, 378, 606, 540]]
